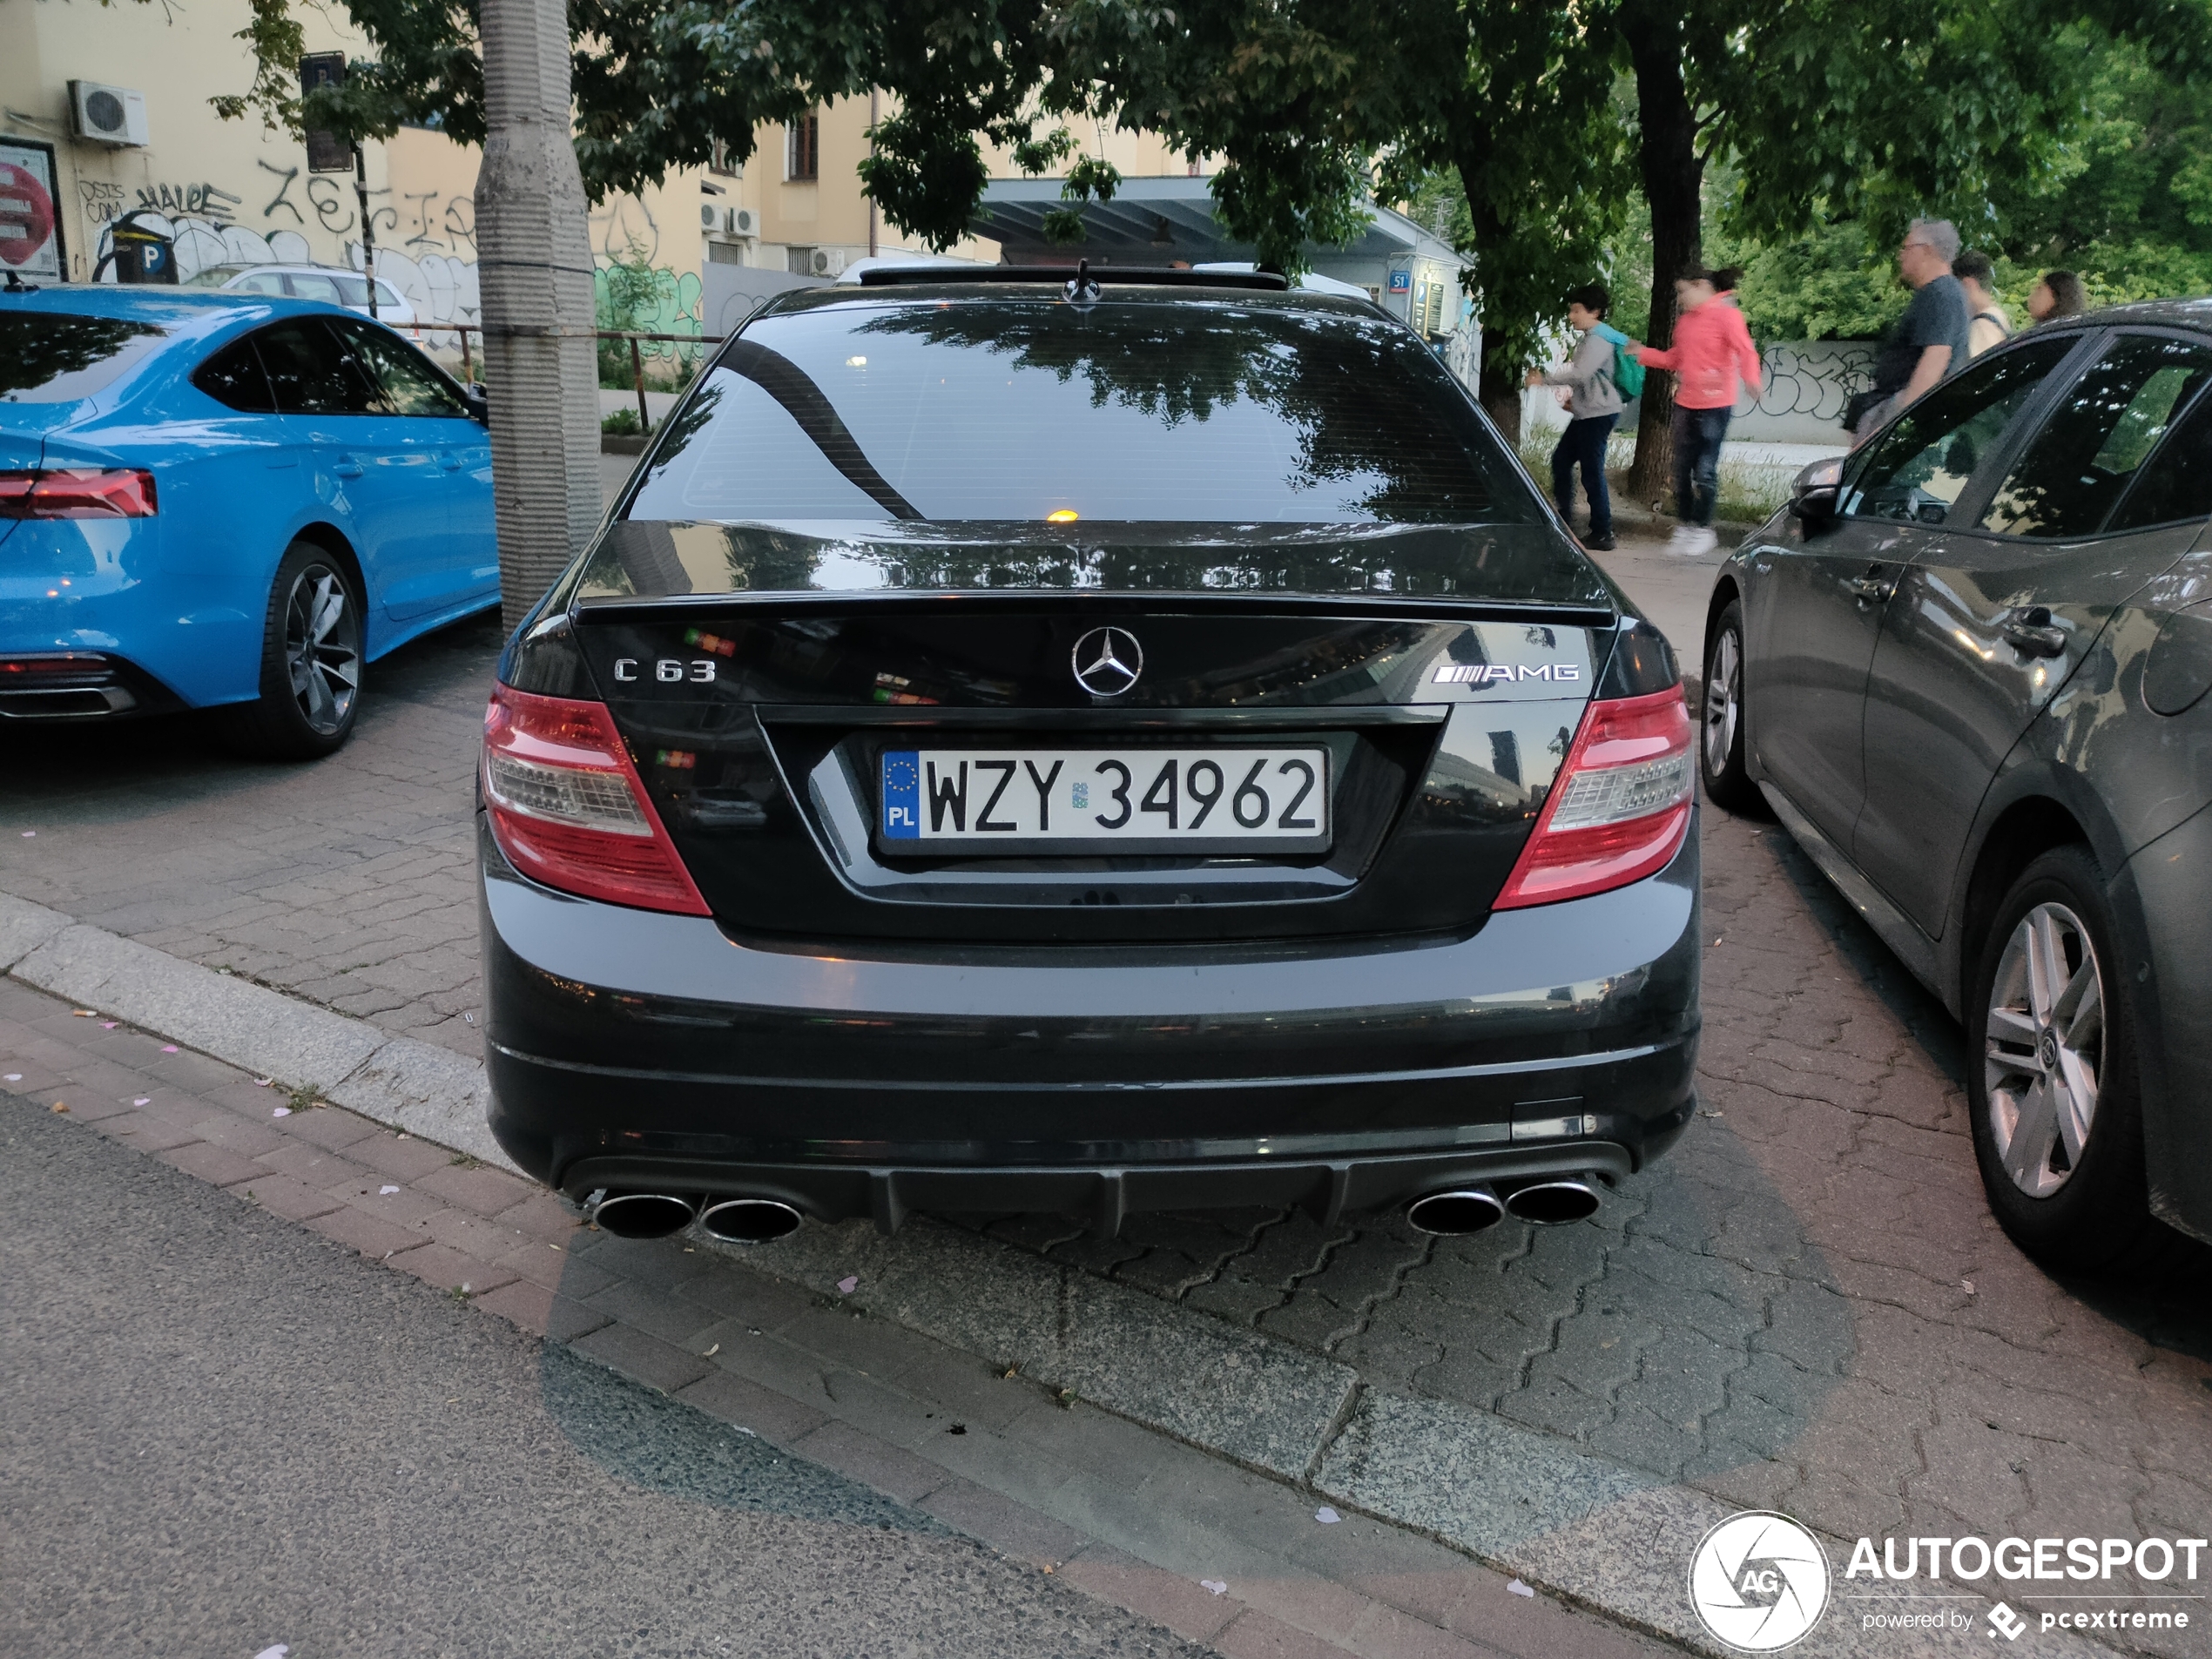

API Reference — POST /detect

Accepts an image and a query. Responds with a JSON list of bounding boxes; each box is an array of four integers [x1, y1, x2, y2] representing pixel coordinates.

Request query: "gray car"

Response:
[[1700, 300, 2212, 1269]]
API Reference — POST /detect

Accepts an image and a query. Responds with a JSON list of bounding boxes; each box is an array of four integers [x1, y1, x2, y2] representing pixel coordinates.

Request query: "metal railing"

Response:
[[413, 323, 725, 432]]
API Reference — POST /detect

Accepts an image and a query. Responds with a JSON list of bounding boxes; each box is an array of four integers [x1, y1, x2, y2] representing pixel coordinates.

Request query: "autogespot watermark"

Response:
[[1689, 1512, 1832, 1651], [1845, 1534, 2208, 1641], [1689, 1515, 2209, 1650]]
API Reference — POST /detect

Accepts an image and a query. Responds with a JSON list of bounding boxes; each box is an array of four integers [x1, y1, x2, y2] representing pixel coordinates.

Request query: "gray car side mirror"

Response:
[[1790, 455, 1844, 528]]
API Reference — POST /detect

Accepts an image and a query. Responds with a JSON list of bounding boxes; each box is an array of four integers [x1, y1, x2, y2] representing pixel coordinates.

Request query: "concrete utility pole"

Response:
[[475, 0, 603, 633]]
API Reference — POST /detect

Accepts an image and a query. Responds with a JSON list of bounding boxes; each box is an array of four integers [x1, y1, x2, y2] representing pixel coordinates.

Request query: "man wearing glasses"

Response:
[[1851, 219, 1972, 446]]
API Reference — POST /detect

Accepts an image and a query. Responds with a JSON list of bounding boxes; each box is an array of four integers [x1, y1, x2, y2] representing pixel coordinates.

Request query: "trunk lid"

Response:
[[567, 523, 1627, 944]]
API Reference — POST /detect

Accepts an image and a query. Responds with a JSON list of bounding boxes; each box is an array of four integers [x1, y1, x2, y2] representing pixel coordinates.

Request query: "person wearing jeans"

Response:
[[1527, 283, 1623, 550], [1631, 266, 1763, 555]]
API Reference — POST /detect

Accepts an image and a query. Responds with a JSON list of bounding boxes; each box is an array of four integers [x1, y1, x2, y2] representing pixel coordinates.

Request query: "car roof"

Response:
[[758, 280, 1386, 324], [0, 286, 374, 341], [218, 264, 401, 281], [2027, 297, 2212, 334]]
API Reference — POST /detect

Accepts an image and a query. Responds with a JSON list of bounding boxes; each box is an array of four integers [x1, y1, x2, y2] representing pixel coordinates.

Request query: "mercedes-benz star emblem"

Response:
[[1072, 626, 1143, 698]]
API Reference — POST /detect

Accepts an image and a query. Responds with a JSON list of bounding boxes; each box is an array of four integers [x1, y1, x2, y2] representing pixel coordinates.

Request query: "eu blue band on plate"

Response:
[[881, 751, 921, 839]]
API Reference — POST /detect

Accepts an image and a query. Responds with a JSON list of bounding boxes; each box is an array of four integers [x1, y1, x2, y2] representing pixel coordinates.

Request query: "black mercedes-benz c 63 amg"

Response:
[[477, 267, 1700, 1244]]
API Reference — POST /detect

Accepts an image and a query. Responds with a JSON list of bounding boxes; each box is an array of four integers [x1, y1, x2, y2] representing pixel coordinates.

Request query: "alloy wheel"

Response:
[[1984, 901, 2105, 1197], [283, 564, 360, 736], [1704, 626, 1740, 778]]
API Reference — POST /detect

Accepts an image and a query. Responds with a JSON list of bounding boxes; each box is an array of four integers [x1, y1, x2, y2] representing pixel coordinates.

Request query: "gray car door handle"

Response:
[[1849, 566, 1897, 604], [2000, 606, 2067, 658]]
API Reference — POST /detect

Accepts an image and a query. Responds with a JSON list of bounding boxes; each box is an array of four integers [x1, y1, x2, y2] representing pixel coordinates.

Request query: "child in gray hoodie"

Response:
[[1527, 283, 1625, 550]]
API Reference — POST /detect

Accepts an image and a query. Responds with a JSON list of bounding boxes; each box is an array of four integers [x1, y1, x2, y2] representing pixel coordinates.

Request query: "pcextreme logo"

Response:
[[1689, 1512, 1832, 1652]]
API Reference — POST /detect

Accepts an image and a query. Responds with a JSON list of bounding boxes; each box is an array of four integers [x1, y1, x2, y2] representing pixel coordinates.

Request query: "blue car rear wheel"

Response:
[[226, 541, 362, 759]]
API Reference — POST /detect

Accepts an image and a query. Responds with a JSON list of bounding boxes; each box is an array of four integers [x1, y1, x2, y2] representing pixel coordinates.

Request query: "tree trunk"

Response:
[[476, 0, 603, 635], [1618, 3, 1703, 510], [1453, 158, 1522, 443]]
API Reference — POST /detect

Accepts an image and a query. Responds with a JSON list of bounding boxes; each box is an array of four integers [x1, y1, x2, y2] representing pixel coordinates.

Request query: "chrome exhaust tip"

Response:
[[590, 1191, 698, 1239], [1504, 1177, 1602, 1225], [698, 1197, 804, 1244], [1405, 1187, 1506, 1236]]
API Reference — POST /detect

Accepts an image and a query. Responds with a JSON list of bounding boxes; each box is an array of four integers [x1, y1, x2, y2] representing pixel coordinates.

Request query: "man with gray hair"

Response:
[[1853, 217, 1972, 444]]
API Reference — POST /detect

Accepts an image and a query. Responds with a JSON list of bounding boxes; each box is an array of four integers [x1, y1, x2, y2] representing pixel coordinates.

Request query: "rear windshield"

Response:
[[0, 313, 166, 403], [624, 295, 1534, 528]]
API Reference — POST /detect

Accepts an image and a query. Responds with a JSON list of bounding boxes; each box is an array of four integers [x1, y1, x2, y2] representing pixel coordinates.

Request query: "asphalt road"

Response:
[[0, 1090, 1203, 1659]]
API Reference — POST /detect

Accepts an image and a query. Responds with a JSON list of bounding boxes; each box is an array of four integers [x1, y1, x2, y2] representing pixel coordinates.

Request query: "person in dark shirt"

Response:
[[1854, 218, 1971, 446]]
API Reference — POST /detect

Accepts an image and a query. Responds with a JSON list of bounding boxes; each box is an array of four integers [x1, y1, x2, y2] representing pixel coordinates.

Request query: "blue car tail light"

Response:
[[0, 468, 158, 518]]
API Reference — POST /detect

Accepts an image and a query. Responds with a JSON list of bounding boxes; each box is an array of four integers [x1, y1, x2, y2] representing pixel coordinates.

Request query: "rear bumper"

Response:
[[480, 812, 1702, 1226]]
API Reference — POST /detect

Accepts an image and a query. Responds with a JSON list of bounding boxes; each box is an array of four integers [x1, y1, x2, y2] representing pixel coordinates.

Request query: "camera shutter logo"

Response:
[[1688, 1511, 1831, 1651], [1071, 627, 1143, 698]]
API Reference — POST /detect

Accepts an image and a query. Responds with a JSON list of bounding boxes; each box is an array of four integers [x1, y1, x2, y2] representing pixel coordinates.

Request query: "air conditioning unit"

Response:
[[731, 208, 757, 237], [810, 246, 846, 278], [71, 81, 150, 147], [699, 203, 721, 231]]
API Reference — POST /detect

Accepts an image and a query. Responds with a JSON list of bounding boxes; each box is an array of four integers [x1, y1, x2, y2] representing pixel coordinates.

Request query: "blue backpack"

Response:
[[1593, 321, 1646, 399]]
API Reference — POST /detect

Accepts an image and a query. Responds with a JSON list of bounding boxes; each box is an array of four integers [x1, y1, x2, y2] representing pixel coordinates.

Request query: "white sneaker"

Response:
[[1664, 524, 1695, 551], [1676, 525, 1718, 556]]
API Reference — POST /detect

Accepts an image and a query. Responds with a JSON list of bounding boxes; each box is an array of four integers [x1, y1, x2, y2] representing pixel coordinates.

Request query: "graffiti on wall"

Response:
[[79, 152, 705, 354], [1736, 342, 1876, 427]]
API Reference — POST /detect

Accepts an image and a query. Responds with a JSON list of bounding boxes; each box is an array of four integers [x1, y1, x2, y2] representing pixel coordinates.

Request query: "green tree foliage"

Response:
[[1692, 23, 2212, 342]]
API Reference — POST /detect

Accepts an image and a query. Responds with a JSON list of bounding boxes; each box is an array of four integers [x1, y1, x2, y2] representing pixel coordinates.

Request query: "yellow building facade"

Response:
[[1, 3, 1459, 354]]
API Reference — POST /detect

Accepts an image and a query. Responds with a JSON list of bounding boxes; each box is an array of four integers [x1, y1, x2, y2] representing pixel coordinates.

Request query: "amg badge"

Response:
[[1432, 663, 1581, 685]]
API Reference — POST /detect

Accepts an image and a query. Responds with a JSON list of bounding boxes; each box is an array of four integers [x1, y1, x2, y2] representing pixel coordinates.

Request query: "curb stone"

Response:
[[0, 892, 517, 1176], [0, 890, 2110, 1659]]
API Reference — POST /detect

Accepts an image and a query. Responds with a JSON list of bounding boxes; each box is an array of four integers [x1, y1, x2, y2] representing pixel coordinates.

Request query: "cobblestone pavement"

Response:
[[0, 612, 496, 1060], [0, 983, 1681, 1659], [7, 540, 2212, 1648], [959, 806, 2212, 1621]]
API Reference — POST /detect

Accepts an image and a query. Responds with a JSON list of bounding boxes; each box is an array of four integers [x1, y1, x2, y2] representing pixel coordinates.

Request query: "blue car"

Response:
[[2, 287, 496, 756]]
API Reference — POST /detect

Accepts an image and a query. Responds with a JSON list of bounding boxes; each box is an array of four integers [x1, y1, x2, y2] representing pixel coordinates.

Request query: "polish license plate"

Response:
[[878, 747, 1332, 853]]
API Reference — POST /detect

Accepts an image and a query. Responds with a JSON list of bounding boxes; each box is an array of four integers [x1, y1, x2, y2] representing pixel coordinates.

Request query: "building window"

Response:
[[786, 114, 819, 182], [709, 138, 740, 179]]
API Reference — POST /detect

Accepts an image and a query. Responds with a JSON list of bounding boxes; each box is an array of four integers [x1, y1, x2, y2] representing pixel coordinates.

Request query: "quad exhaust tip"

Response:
[[590, 1191, 698, 1239], [1405, 1187, 1506, 1236], [698, 1197, 804, 1244], [1504, 1177, 1602, 1225]]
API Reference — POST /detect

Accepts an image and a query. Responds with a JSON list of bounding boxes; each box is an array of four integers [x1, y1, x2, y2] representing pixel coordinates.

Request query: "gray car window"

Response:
[[2107, 381, 2212, 532], [1979, 334, 2212, 538], [1839, 338, 2074, 525]]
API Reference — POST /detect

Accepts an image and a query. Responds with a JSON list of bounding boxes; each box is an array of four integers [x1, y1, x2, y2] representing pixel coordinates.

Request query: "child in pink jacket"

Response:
[[1632, 266, 1764, 554]]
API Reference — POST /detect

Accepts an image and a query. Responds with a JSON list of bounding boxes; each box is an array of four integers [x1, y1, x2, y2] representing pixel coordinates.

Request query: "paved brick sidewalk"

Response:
[[956, 807, 2212, 1640], [0, 978, 1683, 1659], [0, 614, 496, 1059]]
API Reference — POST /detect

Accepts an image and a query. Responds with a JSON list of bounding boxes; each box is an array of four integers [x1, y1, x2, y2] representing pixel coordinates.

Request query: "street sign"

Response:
[[0, 138, 64, 283], [1387, 269, 1412, 293], [300, 52, 350, 173]]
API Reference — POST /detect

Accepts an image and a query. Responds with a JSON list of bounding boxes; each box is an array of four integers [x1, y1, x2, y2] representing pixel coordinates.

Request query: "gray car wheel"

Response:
[[1966, 845, 2163, 1271], [1983, 900, 2104, 1199], [1699, 598, 1760, 812], [225, 541, 363, 759]]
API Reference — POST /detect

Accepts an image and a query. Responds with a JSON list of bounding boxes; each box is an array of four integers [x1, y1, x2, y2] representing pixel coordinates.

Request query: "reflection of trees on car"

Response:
[[579, 519, 1612, 606], [840, 302, 1517, 526], [0, 315, 160, 397]]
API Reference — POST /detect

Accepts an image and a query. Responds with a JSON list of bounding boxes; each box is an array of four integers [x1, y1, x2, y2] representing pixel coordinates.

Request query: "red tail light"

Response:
[[0, 469, 158, 518], [482, 684, 710, 916], [1494, 686, 1694, 909]]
